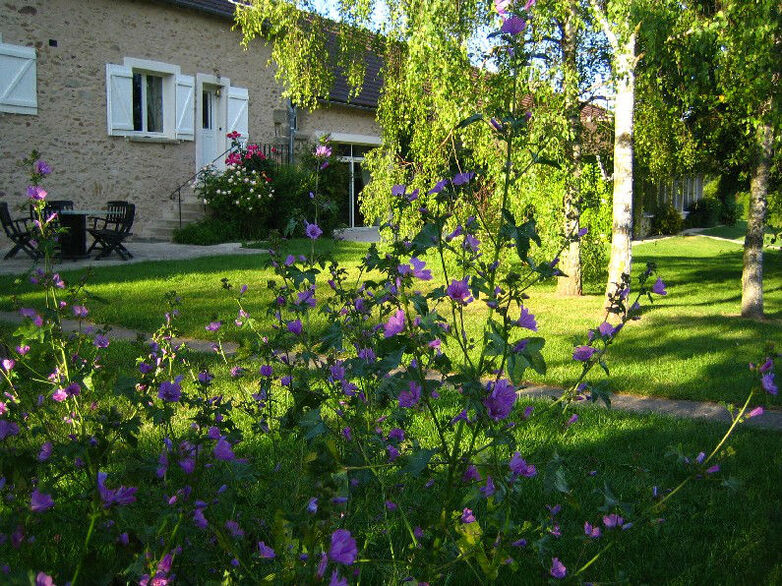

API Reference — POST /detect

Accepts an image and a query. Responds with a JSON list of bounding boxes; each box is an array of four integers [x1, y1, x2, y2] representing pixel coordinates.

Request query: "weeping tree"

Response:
[[234, 0, 615, 290]]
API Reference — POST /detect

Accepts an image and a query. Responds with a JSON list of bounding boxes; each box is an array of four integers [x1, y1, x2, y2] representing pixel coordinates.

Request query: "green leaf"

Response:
[[402, 448, 437, 476], [543, 454, 569, 494], [456, 112, 483, 128]]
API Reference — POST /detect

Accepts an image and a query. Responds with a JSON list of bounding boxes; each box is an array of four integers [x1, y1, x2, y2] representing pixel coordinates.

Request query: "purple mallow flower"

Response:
[[398, 381, 422, 408], [452, 172, 474, 186], [98, 471, 137, 508], [213, 438, 235, 461], [461, 508, 476, 523], [287, 319, 303, 335], [584, 522, 601, 538], [93, 334, 110, 349], [27, 185, 47, 200], [446, 277, 473, 305], [483, 379, 516, 421], [384, 309, 406, 338], [652, 277, 667, 296], [34, 160, 52, 176], [30, 489, 54, 513], [603, 513, 624, 528], [501, 16, 526, 35], [306, 222, 323, 240], [158, 378, 183, 402], [517, 306, 537, 331], [205, 321, 222, 332], [258, 541, 276, 559], [550, 557, 567, 579], [399, 257, 432, 280], [329, 529, 357, 565], [762, 373, 777, 395], [573, 345, 597, 362], [509, 452, 536, 477]]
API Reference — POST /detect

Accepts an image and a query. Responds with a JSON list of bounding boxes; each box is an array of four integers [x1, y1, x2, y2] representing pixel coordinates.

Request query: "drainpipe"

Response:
[[287, 99, 296, 165]]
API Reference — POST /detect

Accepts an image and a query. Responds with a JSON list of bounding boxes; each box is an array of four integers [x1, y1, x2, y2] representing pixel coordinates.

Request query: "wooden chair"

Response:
[[1, 201, 42, 260], [87, 201, 135, 260]]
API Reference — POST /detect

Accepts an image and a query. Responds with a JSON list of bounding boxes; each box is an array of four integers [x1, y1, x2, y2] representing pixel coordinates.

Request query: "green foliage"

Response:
[[685, 198, 722, 229], [652, 203, 683, 235], [172, 217, 239, 245]]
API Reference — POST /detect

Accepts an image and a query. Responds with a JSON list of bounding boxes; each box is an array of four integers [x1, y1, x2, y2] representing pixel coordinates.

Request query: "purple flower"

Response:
[[0, 420, 20, 441], [30, 489, 54, 513], [358, 347, 375, 363], [93, 334, 109, 348], [463, 233, 480, 252], [565, 413, 579, 428], [98, 471, 137, 508], [307, 497, 318, 513], [446, 277, 473, 305], [495, 0, 510, 15], [452, 172, 474, 186], [35, 572, 55, 586], [213, 438, 235, 461], [759, 358, 774, 373], [747, 406, 764, 418], [484, 379, 516, 421], [761, 373, 777, 395], [509, 452, 536, 478], [315, 144, 332, 159], [461, 508, 476, 523], [480, 476, 496, 498], [384, 309, 406, 338], [52, 388, 68, 402], [391, 184, 406, 196], [603, 513, 624, 528], [330, 571, 348, 586], [258, 541, 276, 559], [1, 359, 14, 372], [598, 321, 615, 337], [584, 522, 601, 538], [428, 179, 447, 194], [517, 307, 537, 331], [158, 378, 182, 402], [573, 345, 597, 362], [297, 287, 316, 307], [388, 427, 405, 442], [198, 370, 213, 384], [501, 16, 526, 34], [73, 305, 88, 318], [34, 160, 52, 176], [387, 444, 400, 462], [205, 321, 222, 332], [577, 227, 588, 237], [463, 464, 481, 482], [306, 222, 323, 240], [260, 364, 273, 377], [550, 557, 567, 579], [329, 529, 357, 565], [225, 519, 244, 538], [287, 319, 303, 335], [652, 277, 667, 296], [38, 441, 53, 462], [27, 185, 47, 200], [398, 381, 422, 408]]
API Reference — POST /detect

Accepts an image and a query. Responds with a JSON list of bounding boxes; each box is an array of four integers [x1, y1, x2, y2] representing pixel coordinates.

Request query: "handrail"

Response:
[[168, 146, 236, 228]]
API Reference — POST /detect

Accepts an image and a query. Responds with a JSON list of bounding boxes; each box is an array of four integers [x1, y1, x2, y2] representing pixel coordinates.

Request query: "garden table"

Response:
[[59, 209, 108, 260]]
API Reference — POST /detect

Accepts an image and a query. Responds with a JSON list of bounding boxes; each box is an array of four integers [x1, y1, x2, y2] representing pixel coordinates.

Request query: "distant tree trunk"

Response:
[[557, 0, 583, 297], [741, 121, 772, 318], [605, 32, 636, 304]]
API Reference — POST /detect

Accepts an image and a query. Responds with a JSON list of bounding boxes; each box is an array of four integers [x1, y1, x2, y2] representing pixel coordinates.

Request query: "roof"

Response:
[[156, 0, 382, 109]]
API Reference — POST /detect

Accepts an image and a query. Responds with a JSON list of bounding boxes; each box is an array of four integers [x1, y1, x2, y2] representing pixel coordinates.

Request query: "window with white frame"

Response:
[[0, 41, 37, 115], [106, 58, 194, 141]]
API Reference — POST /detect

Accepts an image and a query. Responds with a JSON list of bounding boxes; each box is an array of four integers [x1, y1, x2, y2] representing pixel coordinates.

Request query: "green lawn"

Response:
[[699, 220, 779, 247], [0, 235, 779, 404]]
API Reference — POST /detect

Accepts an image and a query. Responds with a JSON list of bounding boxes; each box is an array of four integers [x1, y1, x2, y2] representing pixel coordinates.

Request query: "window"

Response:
[[106, 58, 194, 141], [0, 41, 37, 115], [133, 73, 164, 133]]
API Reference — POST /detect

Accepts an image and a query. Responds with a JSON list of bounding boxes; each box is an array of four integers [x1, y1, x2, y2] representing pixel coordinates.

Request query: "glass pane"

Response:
[[202, 91, 211, 129], [353, 145, 374, 157], [336, 144, 351, 157], [146, 75, 164, 133], [132, 73, 143, 132]]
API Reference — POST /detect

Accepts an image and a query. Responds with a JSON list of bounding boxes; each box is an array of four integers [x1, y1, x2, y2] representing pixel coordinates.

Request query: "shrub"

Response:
[[652, 203, 683, 235], [719, 197, 739, 226], [172, 217, 238, 245], [685, 198, 722, 228]]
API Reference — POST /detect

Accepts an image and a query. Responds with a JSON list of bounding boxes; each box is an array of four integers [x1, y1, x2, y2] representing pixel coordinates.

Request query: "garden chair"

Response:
[[87, 201, 135, 260], [1, 201, 42, 260]]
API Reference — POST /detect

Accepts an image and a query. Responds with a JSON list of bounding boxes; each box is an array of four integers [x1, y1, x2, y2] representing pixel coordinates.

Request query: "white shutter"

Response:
[[106, 64, 134, 135], [226, 86, 249, 141], [0, 43, 37, 115], [175, 74, 195, 141]]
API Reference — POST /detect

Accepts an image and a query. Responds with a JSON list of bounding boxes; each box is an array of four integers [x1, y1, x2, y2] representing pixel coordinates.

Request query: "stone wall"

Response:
[[0, 0, 380, 242]]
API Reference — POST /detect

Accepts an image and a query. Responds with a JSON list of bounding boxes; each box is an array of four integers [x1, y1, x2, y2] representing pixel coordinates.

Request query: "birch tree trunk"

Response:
[[605, 31, 636, 303], [741, 121, 772, 318], [557, 0, 583, 297]]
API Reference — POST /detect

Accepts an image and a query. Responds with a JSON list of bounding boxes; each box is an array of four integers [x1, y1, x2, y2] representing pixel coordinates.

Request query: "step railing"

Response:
[[168, 143, 291, 228]]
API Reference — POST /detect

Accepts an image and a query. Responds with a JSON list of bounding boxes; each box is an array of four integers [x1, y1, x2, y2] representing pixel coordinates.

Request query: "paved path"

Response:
[[1, 310, 779, 431], [0, 240, 269, 276]]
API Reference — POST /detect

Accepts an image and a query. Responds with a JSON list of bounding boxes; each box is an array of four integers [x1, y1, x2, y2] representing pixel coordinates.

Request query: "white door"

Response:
[[196, 86, 223, 171]]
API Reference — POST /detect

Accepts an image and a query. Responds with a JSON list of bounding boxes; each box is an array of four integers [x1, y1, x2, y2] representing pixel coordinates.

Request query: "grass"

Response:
[[699, 219, 779, 247], [0, 235, 779, 404]]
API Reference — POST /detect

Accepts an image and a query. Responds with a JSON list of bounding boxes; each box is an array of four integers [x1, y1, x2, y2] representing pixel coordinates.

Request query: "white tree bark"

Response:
[[605, 31, 636, 303], [741, 121, 772, 318]]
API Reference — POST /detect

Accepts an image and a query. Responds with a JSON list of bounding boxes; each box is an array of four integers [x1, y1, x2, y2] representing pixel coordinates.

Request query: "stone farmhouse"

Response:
[[0, 0, 382, 240]]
